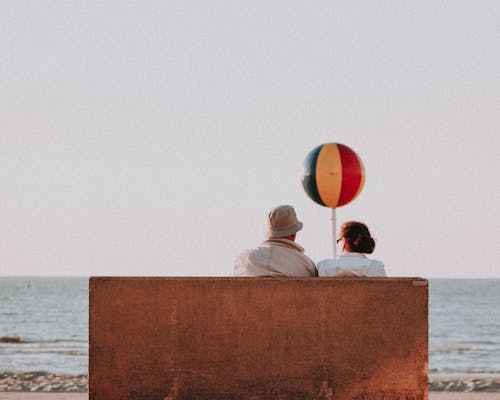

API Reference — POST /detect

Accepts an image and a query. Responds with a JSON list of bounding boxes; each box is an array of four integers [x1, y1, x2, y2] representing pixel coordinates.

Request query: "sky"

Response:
[[1, 1, 499, 278]]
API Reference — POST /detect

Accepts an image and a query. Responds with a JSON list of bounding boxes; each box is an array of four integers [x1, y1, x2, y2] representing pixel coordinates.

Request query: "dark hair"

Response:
[[340, 221, 376, 254]]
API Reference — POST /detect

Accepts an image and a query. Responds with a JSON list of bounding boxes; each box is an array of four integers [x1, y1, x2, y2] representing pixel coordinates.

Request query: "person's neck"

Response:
[[268, 234, 296, 242]]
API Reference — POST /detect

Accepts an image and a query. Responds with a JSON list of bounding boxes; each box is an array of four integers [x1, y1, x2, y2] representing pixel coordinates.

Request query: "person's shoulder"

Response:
[[232, 247, 259, 276], [367, 258, 386, 276], [301, 253, 317, 271], [317, 259, 341, 277], [368, 258, 384, 267], [317, 258, 340, 268], [233, 247, 258, 264], [235, 248, 252, 258]]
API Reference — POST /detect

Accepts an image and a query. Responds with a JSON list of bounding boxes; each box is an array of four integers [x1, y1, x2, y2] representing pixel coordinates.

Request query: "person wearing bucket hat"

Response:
[[233, 205, 317, 277]]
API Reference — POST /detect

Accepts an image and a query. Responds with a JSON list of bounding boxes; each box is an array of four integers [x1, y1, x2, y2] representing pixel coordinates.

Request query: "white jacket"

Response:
[[317, 252, 386, 277], [233, 238, 317, 277]]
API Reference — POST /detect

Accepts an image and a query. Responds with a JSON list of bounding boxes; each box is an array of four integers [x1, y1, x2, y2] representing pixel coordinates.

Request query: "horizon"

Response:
[[1, 275, 499, 280]]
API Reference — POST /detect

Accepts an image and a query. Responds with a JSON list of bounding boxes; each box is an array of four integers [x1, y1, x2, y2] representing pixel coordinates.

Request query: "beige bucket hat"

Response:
[[266, 205, 303, 238]]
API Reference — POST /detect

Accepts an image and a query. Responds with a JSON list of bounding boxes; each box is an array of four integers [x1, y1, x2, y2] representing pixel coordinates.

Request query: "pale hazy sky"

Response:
[[1, 1, 499, 278]]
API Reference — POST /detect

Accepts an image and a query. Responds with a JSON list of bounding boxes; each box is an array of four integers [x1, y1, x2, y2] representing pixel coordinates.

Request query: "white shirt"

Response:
[[317, 252, 386, 277]]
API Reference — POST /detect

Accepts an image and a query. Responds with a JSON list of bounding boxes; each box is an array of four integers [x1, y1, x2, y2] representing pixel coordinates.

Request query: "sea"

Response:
[[0, 277, 499, 376]]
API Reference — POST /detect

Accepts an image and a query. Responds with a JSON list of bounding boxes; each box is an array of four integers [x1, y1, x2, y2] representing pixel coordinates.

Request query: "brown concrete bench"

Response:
[[89, 277, 428, 400]]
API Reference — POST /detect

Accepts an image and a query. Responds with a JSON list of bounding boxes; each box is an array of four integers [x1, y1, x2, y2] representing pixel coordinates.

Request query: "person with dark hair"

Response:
[[317, 221, 386, 277]]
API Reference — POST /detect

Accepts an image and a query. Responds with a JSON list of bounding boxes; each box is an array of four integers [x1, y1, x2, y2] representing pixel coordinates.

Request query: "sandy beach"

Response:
[[1, 374, 499, 399]]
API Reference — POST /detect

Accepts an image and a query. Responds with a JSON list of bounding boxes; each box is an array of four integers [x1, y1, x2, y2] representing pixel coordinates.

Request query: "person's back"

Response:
[[318, 221, 386, 277], [318, 253, 385, 277], [233, 205, 317, 277]]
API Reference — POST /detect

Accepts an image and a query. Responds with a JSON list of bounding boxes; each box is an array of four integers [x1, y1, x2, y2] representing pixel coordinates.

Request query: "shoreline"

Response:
[[0, 373, 87, 393], [1, 372, 500, 393], [429, 375, 500, 392]]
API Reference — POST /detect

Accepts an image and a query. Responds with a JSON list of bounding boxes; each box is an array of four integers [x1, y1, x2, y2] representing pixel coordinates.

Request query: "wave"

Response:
[[0, 336, 86, 344], [460, 340, 500, 345], [429, 376, 500, 392], [0, 349, 86, 356], [430, 367, 500, 374], [24, 338, 87, 344], [0, 336, 22, 343], [430, 346, 500, 354]]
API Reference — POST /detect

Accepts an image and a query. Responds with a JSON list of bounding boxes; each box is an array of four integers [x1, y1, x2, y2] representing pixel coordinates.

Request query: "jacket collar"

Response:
[[262, 238, 305, 253], [341, 251, 367, 258]]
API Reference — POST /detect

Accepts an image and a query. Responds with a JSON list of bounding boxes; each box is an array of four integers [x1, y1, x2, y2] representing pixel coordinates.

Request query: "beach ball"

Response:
[[301, 143, 365, 208]]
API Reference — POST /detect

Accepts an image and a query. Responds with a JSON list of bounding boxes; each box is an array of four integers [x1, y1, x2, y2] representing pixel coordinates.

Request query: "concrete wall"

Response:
[[89, 277, 428, 400]]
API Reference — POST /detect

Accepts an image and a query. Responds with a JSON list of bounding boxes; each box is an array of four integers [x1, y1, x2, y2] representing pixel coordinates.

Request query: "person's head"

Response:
[[266, 205, 303, 241], [338, 221, 376, 254]]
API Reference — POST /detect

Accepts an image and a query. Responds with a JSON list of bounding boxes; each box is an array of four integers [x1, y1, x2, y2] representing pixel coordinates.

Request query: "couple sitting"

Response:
[[233, 205, 386, 278]]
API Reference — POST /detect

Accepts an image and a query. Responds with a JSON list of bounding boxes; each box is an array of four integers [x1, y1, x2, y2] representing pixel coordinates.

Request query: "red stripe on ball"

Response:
[[337, 144, 363, 207]]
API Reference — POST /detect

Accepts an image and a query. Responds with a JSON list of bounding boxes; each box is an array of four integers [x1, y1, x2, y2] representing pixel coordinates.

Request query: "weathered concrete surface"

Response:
[[89, 277, 428, 400]]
